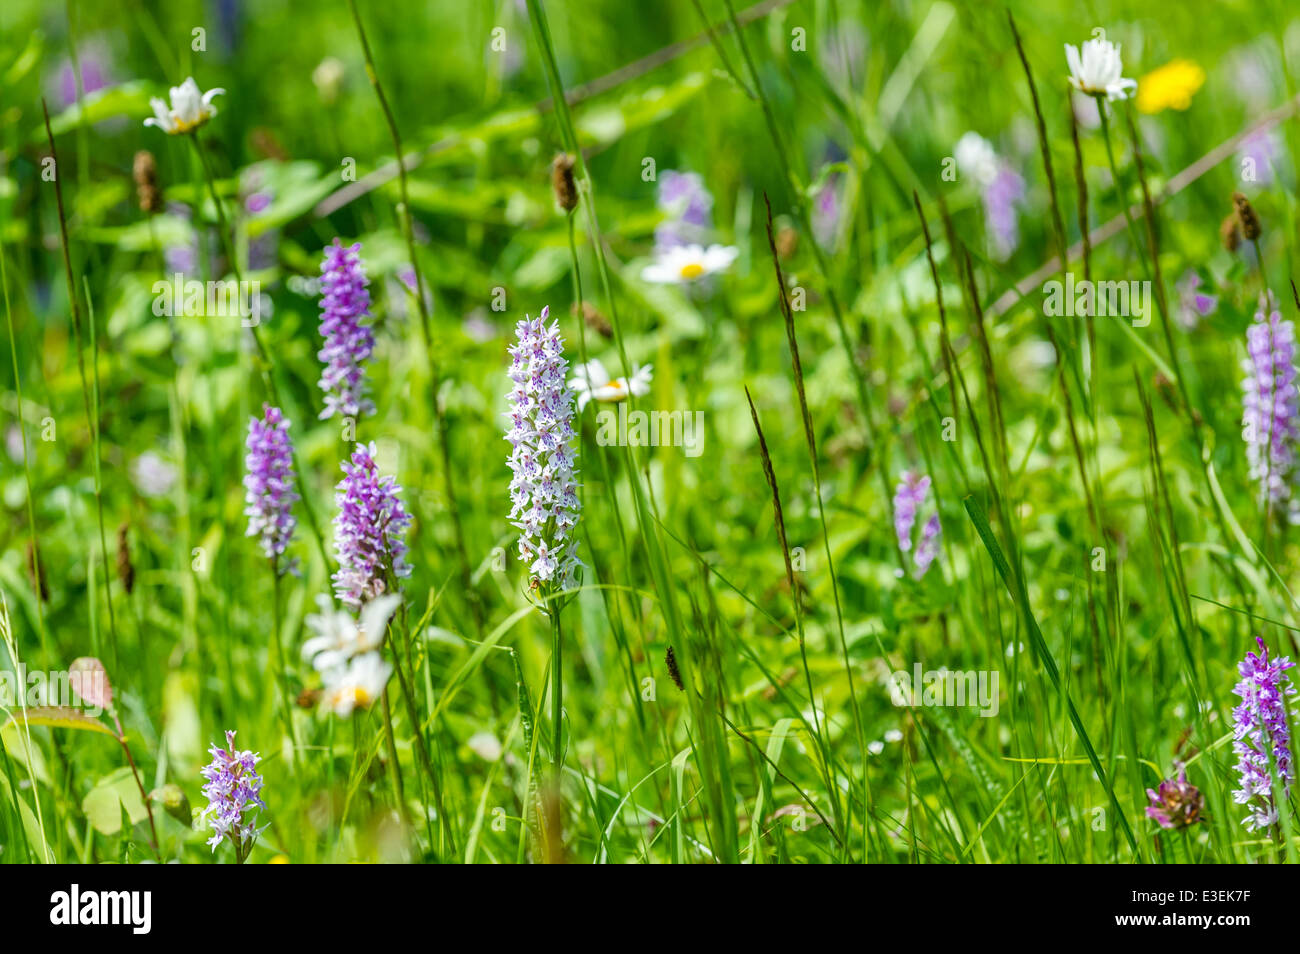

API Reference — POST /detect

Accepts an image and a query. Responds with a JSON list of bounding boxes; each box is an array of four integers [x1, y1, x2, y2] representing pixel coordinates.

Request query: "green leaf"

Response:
[[962, 495, 1138, 854], [149, 784, 193, 827], [82, 767, 149, 836], [163, 671, 201, 763], [32, 82, 155, 140], [1, 706, 116, 738]]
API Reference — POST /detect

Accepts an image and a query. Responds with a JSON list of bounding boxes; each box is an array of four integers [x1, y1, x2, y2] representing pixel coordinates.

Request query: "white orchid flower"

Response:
[[1065, 36, 1137, 102], [640, 243, 738, 284], [143, 77, 225, 134], [567, 359, 654, 412]]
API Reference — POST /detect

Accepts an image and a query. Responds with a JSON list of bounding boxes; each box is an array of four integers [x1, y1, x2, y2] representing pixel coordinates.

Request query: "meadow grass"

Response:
[[0, 0, 1299, 864]]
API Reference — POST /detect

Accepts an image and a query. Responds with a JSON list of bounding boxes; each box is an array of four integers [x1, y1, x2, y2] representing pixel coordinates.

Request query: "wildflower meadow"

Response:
[[3, 0, 1300, 887]]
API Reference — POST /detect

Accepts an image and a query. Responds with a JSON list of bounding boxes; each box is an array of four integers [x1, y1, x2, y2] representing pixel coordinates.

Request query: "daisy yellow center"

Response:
[[334, 686, 372, 708], [171, 114, 203, 134], [679, 262, 706, 280]]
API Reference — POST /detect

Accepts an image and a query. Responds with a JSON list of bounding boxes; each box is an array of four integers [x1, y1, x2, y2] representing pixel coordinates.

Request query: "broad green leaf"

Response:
[[0, 765, 48, 862], [163, 671, 201, 763], [33, 82, 155, 139], [1, 707, 116, 738], [82, 767, 149, 836]]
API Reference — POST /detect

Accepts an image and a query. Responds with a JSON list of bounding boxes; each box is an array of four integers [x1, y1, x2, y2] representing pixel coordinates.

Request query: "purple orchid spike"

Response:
[[1232, 636, 1297, 832], [243, 404, 298, 572], [318, 238, 376, 421], [332, 442, 412, 607], [1242, 291, 1300, 523], [199, 730, 266, 856]]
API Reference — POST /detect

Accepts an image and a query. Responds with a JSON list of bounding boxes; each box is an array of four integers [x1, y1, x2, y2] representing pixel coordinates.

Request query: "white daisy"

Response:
[[1065, 35, 1137, 102], [302, 593, 400, 673], [320, 652, 393, 718], [129, 451, 178, 498], [954, 132, 999, 189], [143, 77, 225, 134], [467, 731, 503, 762], [567, 359, 653, 412], [641, 243, 738, 284]]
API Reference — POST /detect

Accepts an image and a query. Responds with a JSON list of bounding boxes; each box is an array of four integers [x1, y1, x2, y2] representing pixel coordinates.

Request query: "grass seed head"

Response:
[[1232, 191, 1261, 241], [132, 150, 161, 214], [551, 153, 579, 212], [116, 522, 135, 596]]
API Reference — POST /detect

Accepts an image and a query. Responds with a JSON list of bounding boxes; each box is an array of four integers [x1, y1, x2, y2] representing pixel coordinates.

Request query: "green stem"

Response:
[[763, 198, 867, 854], [0, 240, 48, 657], [345, 0, 480, 633], [527, 0, 739, 863], [385, 604, 455, 856], [1097, 104, 1147, 280], [189, 133, 331, 570], [270, 565, 297, 768], [42, 101, 118, 663], [550, 603, 564, 775], [84, 278, 120, 670], [718, 0, 904, 576], [113, 712, 160, 860], [379, 688, 408, 821]]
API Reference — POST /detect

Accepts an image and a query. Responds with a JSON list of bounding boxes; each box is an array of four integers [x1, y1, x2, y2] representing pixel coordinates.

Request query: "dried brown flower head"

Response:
[[1232, 191, 1260, 241], [116, 522, 135, 596], [551, 153, 578, 213], [132, 150, 161, 214]]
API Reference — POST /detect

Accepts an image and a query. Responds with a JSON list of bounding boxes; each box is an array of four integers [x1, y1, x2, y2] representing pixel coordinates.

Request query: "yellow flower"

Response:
[[1136, 59, 1205, 113]]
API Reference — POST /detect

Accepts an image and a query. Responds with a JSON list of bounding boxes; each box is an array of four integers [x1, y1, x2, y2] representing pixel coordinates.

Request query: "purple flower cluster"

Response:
[[243, 404, 298, 569], [915, 513, 942, 577], [812, 175, 842, 251], [164, 201, 200, 277], [1145, 764, 1205, 830], [54, 45, 110, 108], [318, 238, 376, 421], [332, 441, 412, 607], [654, 170, 713, 252], [893, 471, 942, 579], [1241, 291, 1300, 522], [1232, 636, 1297, 832], [983, 165, 1025, 261], [1236, 129, 1282, 187], [199, 730, 265, 854], [1175, 270, 1217, 330], [955, 133, 1024, 261], [505, 306, 582, 590]]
